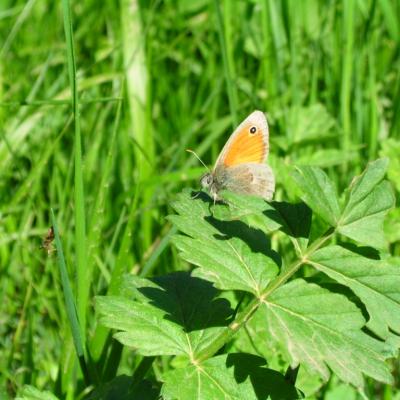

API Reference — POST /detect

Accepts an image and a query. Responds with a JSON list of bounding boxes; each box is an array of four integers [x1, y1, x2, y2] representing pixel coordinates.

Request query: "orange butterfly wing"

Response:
[[222, 124, 266, 166], [216, 111, 269, 168]]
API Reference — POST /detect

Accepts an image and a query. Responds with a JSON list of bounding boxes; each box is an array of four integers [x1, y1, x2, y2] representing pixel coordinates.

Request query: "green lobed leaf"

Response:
[[271, 201, 312, 253], [162, 353, 301, 400], [97, 295, 188, 356], [338, 159, 394, 248], [293, 160, 394, 248], [97, 272, 233, 358], [292, 166, 341, 227], [169, 190, 279, 296], [222, 191, 312, 253], [261, 279, 393, 388], [338, 205, 391, 249], [342, 158, 389, 209], [233, 307, 324, 397], [220, 190, 282, 234], [309, 245, 400, 340]]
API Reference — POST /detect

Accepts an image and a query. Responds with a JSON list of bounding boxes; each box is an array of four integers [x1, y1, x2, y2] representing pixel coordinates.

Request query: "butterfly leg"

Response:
[[190, 191, 201, 200]]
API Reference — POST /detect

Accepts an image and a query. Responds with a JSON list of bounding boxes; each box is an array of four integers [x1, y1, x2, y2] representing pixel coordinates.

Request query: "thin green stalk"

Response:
[[90, 182, 141, 362], [214, 0, 238, 126], [109, 184, 141, 295], [389, 68, 400, 139], [140, 225, 177, 277], [7, 283, 32, 369], [8, 115, 72, 209], [282, 0, 300, 105], [22, 310, 34, 385], [87, 94, 123, 289], [340, 0, 355, 156], [102, 341, 123, 381], [194, 229, 334, 363], [260, 1, 278, 108], [267, 0, 285, 97], [51, 209, 89, 385], [378, 0, 399, 42], [367, 44, 378, 160], [61, 0, 88, 339], [87, 91, 123, 365], [0, 0, 37, 59], [131, 356, 156, 387]]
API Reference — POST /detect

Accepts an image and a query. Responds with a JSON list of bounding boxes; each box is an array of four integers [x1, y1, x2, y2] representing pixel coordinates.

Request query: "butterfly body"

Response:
[[200, 111, 275, 201]]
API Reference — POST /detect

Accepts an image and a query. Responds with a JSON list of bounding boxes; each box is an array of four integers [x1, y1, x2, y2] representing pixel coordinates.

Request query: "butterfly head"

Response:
[[200, 172, 214, 190], [200, 172, 220, 202]]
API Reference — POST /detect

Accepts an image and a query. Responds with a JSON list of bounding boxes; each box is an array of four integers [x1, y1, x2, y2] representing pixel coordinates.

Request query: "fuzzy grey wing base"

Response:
[[218, 163, 275, 201]]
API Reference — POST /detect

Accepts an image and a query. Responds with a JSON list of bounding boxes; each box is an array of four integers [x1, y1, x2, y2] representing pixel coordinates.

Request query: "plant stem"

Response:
[[61, 0, 88, 342], [194, 228, 334, 363], [51, 209, 90, 385]]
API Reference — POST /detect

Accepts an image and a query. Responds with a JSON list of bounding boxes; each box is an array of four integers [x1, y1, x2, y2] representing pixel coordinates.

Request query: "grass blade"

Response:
[[61, 0, 88, 338], [121, 0, 154, 251], [50, 209, 89, 384], [340, 0, 355, 157]]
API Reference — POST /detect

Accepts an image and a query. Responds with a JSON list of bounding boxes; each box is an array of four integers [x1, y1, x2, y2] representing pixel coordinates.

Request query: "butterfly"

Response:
[[199, 110, 275, 202]]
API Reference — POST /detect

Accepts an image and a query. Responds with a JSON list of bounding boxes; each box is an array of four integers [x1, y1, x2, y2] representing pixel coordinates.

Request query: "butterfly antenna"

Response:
[[186, 149, 210, 172], [190, 191, 201, 200]]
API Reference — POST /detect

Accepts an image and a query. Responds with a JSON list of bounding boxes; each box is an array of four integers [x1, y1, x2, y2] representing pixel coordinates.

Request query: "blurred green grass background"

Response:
[[1, 0, 399, 398]]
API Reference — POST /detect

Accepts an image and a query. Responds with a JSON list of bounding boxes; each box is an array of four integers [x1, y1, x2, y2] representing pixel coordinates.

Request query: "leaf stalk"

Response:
[[194, 228, 335, 363]]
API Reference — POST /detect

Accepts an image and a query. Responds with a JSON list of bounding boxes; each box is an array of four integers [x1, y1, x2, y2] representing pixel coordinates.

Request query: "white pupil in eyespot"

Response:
[[250, 126, 257, 134]]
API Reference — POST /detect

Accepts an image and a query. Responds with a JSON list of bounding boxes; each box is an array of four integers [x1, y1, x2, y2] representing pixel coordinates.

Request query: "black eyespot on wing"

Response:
[[249, 126, 257, 134]]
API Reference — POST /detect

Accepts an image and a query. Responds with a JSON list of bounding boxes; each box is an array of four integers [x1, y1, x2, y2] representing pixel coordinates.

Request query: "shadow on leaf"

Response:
[[137, 272, 233, 332], [195, 190, 311, 258], [338, 242, 381, 260], [226, 353, 301, 399], [268, 201, 312, 241], [307, 277, 371, 324], [189, 189, 282, 266], [206, 216, 281, 266]]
